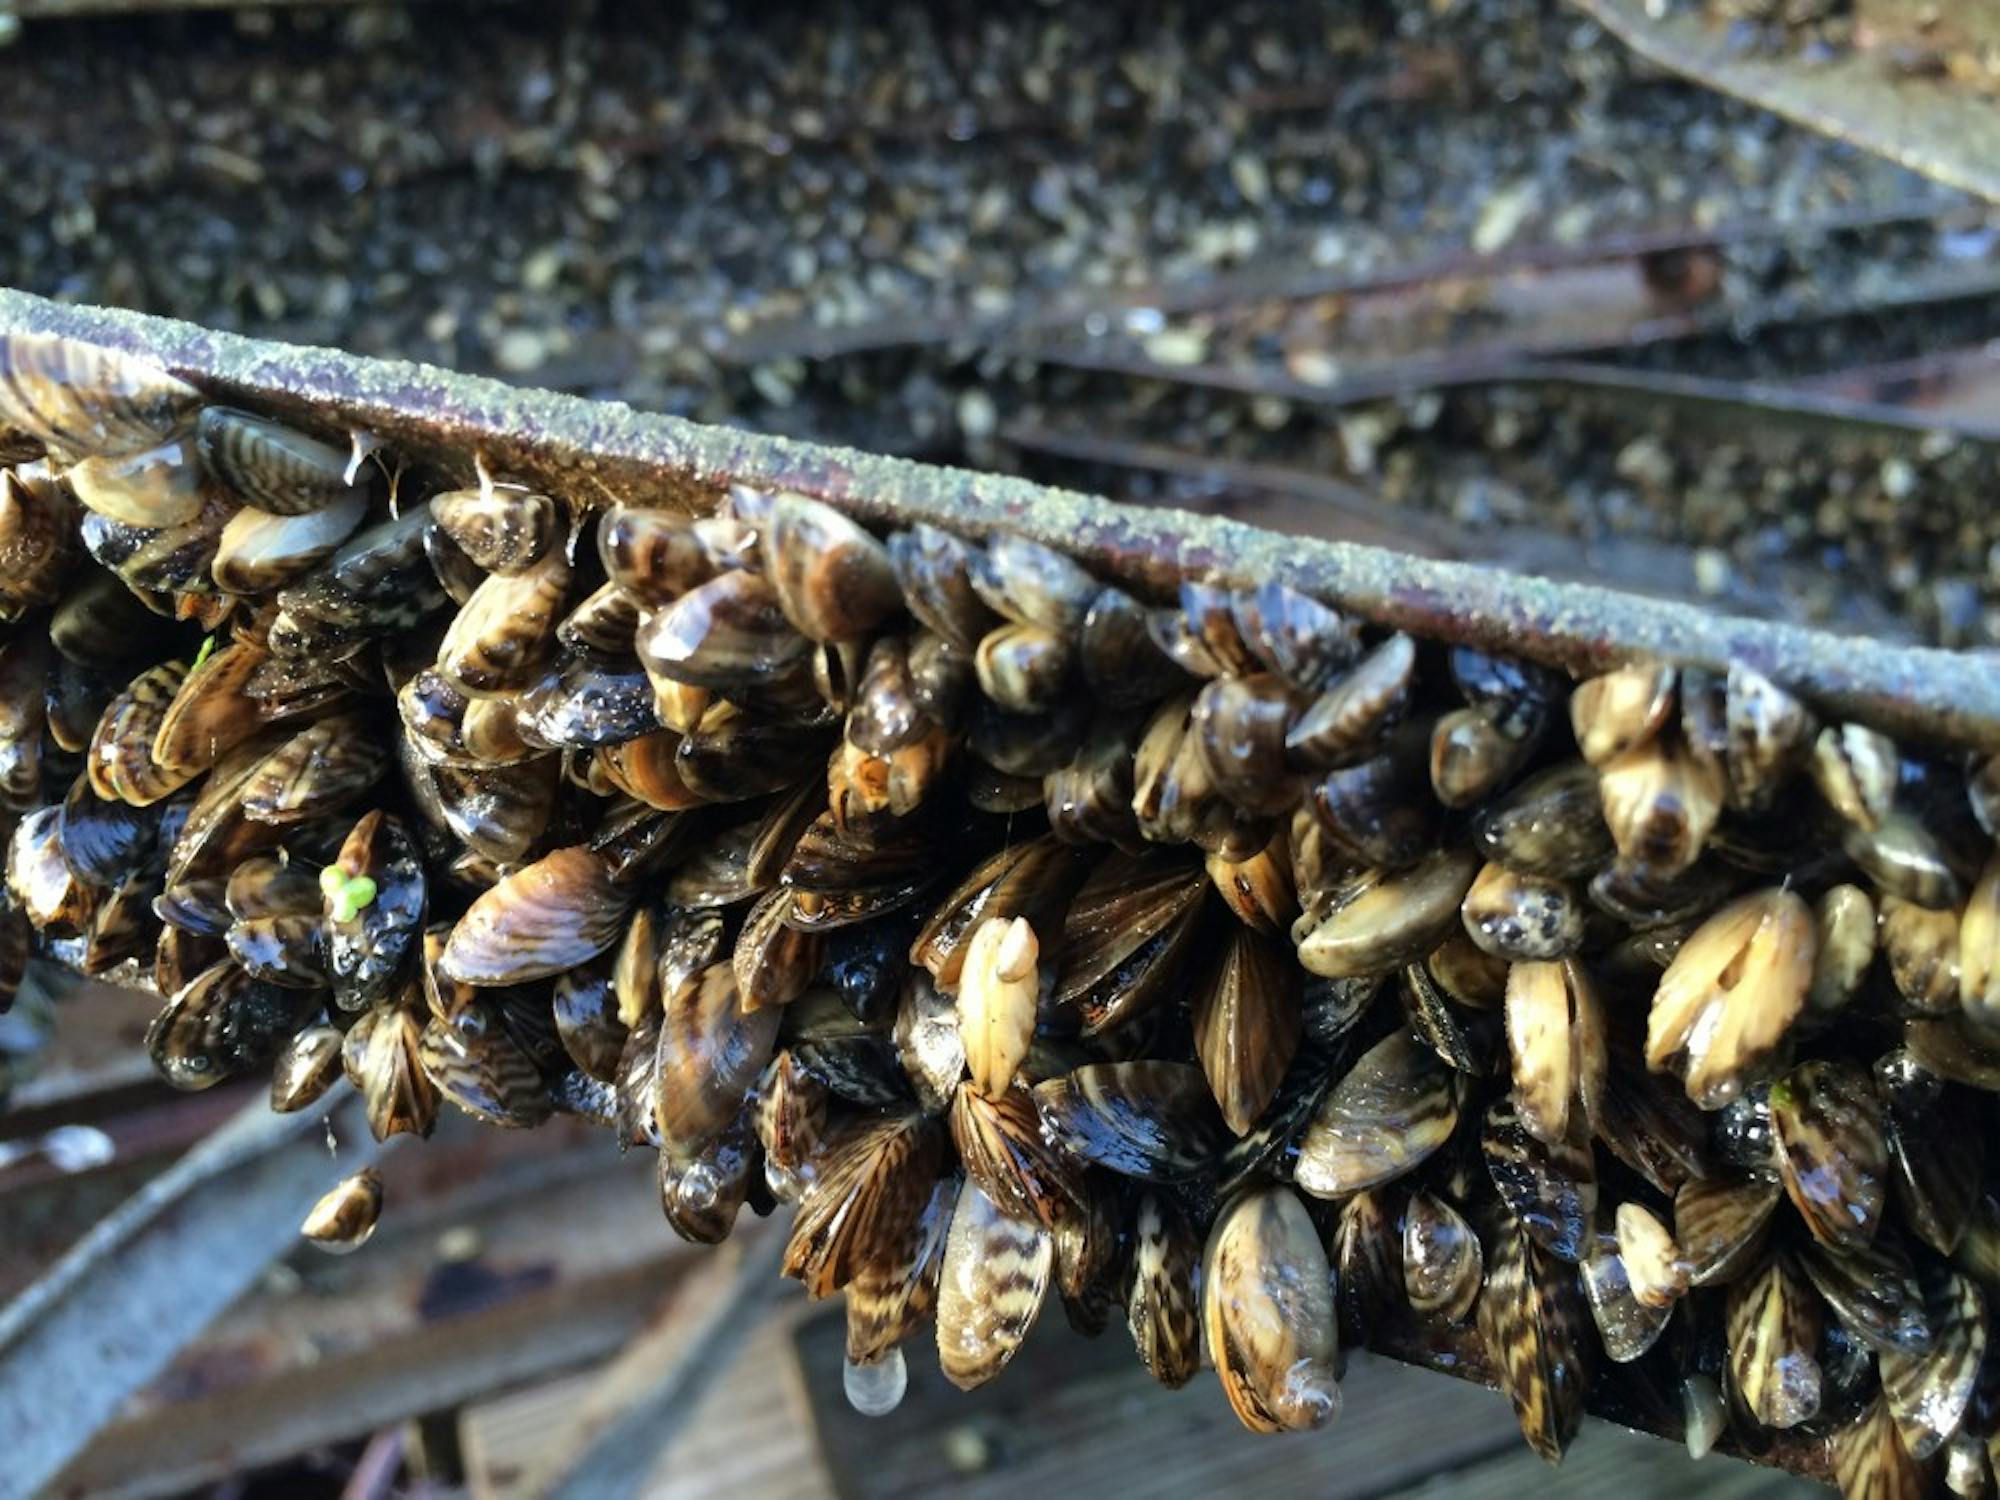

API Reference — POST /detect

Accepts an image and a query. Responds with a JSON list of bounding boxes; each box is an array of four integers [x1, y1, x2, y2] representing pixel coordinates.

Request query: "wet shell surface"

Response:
[[4, 327, 1999, 1483]]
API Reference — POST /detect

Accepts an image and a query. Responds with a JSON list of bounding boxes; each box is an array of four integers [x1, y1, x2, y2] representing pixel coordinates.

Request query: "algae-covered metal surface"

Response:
[[4, 286, 1996, 753]]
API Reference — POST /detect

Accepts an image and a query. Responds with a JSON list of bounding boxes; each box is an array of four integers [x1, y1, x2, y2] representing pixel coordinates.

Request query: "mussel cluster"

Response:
[[6, 328, 2000, 1494]]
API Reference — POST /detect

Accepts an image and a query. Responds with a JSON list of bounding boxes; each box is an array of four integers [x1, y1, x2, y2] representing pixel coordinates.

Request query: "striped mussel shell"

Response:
[[1294, 1029, 1459, 1199], [430, 484, 559, 575], [1032, 1062, 1226, 1183], [197, 407, 369, 516], [440, 845, 629, 986], [652, 962, 782, 1158], [1769, 1060, 1889, 1251], [211, 492, 370, 594], [0, 462, 79, 619], [269, 1023, 345, 1113], [145, 956, 320, 1091], [1479, 1223, 1591, 1461], [0, 332, 201, 458], [936, 1177, 1053, 1391], [300, 1169, 385, 1255], [1725, 1248, 1824, 1431], [1403, 1188, 1482, 1324], [1052, 846, 1205, 1034]]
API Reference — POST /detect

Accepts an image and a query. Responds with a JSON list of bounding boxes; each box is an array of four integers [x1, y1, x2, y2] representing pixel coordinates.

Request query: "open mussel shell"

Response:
[[1294, 1030, 1458, 1199], [1645, 888, 1813, 1110], [1202, 1186, 1341, 1434], [1053, 847, 1205, 1035]]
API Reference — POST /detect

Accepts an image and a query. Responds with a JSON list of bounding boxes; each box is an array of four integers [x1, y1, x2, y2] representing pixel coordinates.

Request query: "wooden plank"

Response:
[[792, 1307, 1824, 1499], [47, 1139, 682, 1500], [462, 1308, 835, 1500]]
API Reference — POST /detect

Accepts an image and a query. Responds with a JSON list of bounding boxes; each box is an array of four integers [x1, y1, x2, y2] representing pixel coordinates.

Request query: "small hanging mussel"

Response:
[[300, 1169, 385, 1254], [1402, 1188, 1482, 1323]]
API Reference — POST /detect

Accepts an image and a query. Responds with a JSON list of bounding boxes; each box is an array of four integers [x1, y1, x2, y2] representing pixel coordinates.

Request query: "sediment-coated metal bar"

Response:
[[2, 286, 1995, 754]]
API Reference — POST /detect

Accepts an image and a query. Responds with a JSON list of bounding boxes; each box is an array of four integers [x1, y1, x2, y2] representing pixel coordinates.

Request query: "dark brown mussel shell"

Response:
[[57, 770, 156, 888], [656, 1106, 760, 1245], [597, 503, 723, 607], [0, 463, 78, 620], [430, 485, 558, 574], [949, 1083, 1082, 1231], [1674, 1173, 1782, 1287], [1797, 1234, 1934, 1356], [1053, 848, 1206, 1035], [766, 493, 900, 643], [1769, 1060, 1888, 1252], [1285, 632, 1415, 770], [1478, 1224, 1591, 1462], [1077, 586, 1187, 710], [1877, 1051, 1983, 1257], [783, 1110, 947, 1298], [1482, 1099, 1597, 1263], [269, 1023, 345, 1112], [888, 524, 994, 651], [1032, 1061, 1225, 1182], [226, 852, 324, 925], [90, 660, 199, 806], [909, 834, 1085, 992], [241, 713, 389, 825], [325, 810, 426, 1010], [1191, 925, 1301, 1137], [970, 534, 1097, 635], [780, 812, 934, 931], [1473, 762, 1614, 881], [653, 963, 783, 1157], [433, 758, 559, 864], [8, 804, 99, 937], [1189, 673, 1297, 817], [212, 496, 370, 595], [197, 406, 368, 516], [228, 913, 327, 989], [441, 844, 630, 985], [845, 1171, 957, 1366], [345, 1003, 440, 1142], [1403, 1188, 1482, 1324], [1306, 729, 1436, 871], [146, 958, 320, 1091], [436, 546, 571, 695], [517, 652, 662, 750], [418, 1003, 552, 1129], [1231, 582, 1361, 696]]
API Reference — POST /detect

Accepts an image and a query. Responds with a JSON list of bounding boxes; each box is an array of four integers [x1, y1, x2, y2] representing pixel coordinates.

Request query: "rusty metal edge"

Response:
[[2, 287, 1996, 753]]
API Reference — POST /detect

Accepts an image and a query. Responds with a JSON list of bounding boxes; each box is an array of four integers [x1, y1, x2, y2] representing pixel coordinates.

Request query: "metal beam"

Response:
[[0, 289, 1995, 752]]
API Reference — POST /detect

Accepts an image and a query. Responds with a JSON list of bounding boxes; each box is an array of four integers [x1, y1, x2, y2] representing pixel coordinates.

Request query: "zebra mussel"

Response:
[[2, 328, 1998, 1494]]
